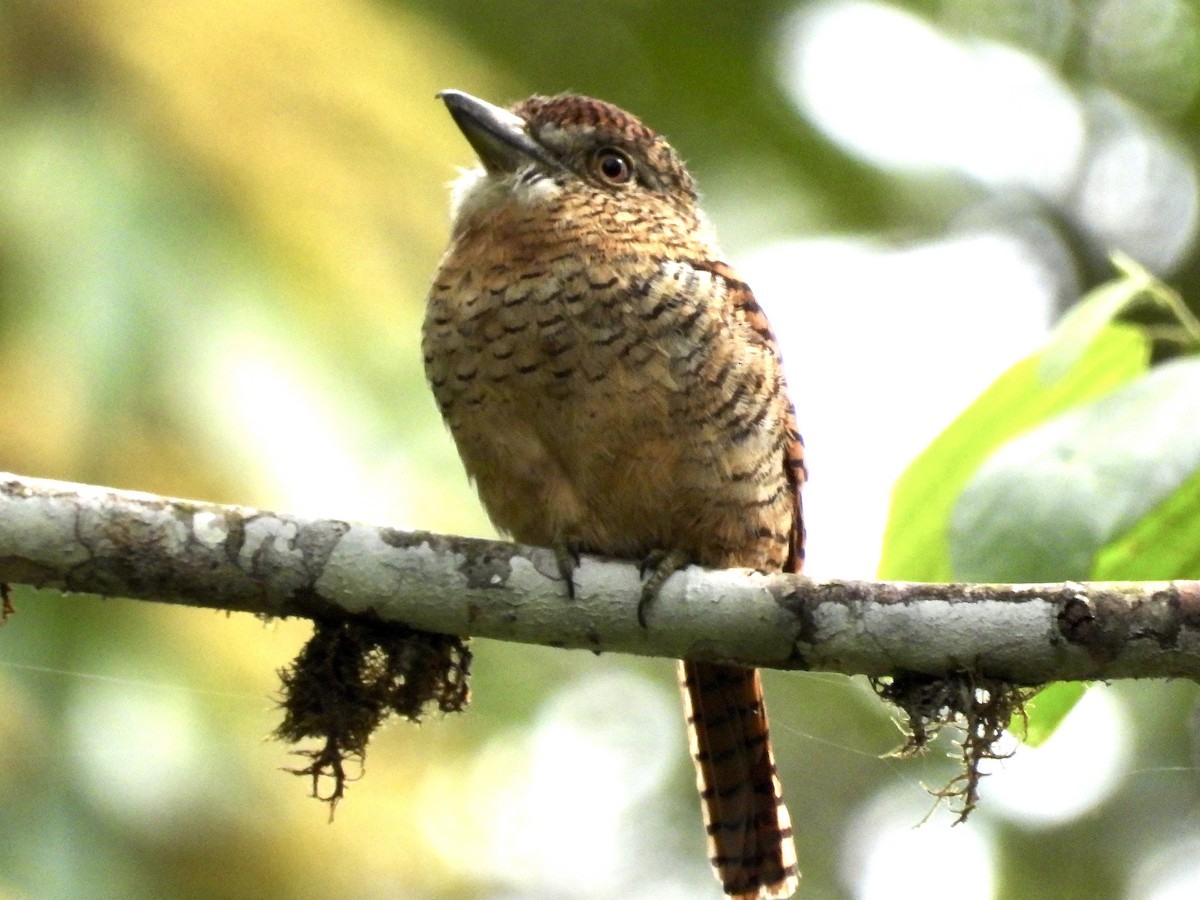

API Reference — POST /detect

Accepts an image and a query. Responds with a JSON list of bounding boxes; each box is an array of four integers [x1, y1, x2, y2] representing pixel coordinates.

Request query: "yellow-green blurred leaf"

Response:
[[952, 356, 1200, 582], [1016, 681, 1089, 746], [1039, 261, 1155, 384], [879, 325, 1149, 581], [1094, 439, 1200, 580]]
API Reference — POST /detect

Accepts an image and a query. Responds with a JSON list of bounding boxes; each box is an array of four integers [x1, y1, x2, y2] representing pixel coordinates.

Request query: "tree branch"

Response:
[[1, 472, 1198, 682]]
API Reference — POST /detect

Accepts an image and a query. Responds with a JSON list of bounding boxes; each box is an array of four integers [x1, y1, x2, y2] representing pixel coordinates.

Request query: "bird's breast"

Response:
[[424, 217, 792, 568]]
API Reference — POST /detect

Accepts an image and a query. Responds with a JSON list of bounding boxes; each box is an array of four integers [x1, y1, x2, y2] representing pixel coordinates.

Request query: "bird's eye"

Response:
[[594, 148, 633, 184]]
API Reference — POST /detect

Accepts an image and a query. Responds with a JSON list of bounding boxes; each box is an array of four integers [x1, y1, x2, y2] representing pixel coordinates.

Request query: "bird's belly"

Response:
[[448, 376, 782, 569], [448, 383, 679, 551]]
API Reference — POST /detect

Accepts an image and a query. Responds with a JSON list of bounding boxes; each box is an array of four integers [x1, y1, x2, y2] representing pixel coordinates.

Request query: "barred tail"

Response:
[[679, 660, 799, 899]]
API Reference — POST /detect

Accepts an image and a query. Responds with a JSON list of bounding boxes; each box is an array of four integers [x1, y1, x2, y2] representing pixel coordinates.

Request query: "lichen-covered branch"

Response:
[[1, 471, 1198, 682]]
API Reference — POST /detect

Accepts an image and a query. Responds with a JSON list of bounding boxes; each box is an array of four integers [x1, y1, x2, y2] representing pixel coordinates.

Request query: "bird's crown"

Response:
[[511, 93, 696, 199], [439, 90, 698, 216]]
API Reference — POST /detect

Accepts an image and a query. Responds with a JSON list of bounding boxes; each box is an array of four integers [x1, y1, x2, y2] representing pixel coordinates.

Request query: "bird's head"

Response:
[[437, 90, 711, 250]]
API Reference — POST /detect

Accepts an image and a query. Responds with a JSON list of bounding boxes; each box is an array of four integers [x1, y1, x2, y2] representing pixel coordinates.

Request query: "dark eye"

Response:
[[594, 148, 633, 184]]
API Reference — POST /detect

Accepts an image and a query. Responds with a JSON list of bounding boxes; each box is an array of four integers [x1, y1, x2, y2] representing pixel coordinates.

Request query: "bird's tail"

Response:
[[679, 660, 799, 899]]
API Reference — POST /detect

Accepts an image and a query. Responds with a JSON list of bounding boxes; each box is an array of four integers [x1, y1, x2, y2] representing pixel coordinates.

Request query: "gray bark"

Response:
[[2, 472, 1198, 682]]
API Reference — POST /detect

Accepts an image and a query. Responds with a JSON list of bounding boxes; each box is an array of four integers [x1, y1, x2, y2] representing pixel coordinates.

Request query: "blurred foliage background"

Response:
[[2, 1, 1200, 898]]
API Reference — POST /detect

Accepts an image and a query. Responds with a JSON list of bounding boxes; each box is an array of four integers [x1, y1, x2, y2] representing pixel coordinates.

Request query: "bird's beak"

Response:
[[437, 89, 561, 175]]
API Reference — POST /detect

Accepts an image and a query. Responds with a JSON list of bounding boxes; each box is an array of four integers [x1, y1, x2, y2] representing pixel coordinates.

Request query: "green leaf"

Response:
[[1094, 446, 1200, 580], [878, 325, 1149, 582], [1038, 262, 1154, 384], [879, 260, 1176, 748], [950, 356, 1200, 583], [1015, 681, 1089, 747]]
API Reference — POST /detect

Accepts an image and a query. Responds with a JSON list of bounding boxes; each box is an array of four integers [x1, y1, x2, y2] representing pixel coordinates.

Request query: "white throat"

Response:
[[447, 165, 563, 227]]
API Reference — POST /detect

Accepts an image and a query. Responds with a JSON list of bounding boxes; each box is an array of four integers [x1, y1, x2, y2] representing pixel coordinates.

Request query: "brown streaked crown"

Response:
[[512, 93, 698, 201]]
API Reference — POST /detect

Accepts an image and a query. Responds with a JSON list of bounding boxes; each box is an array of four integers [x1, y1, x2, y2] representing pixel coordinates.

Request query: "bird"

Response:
[[423, 88, 805, 900]]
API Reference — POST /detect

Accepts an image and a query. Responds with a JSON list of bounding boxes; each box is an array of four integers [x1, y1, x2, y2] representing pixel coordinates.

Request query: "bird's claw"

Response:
[[553, 539, 583, 600], [637, 548, 690, 628]]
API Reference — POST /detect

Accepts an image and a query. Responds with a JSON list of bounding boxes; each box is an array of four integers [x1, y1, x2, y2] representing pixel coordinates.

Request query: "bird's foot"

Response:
[[637, 548, 690, 628], [553, 539, 583, 600]]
